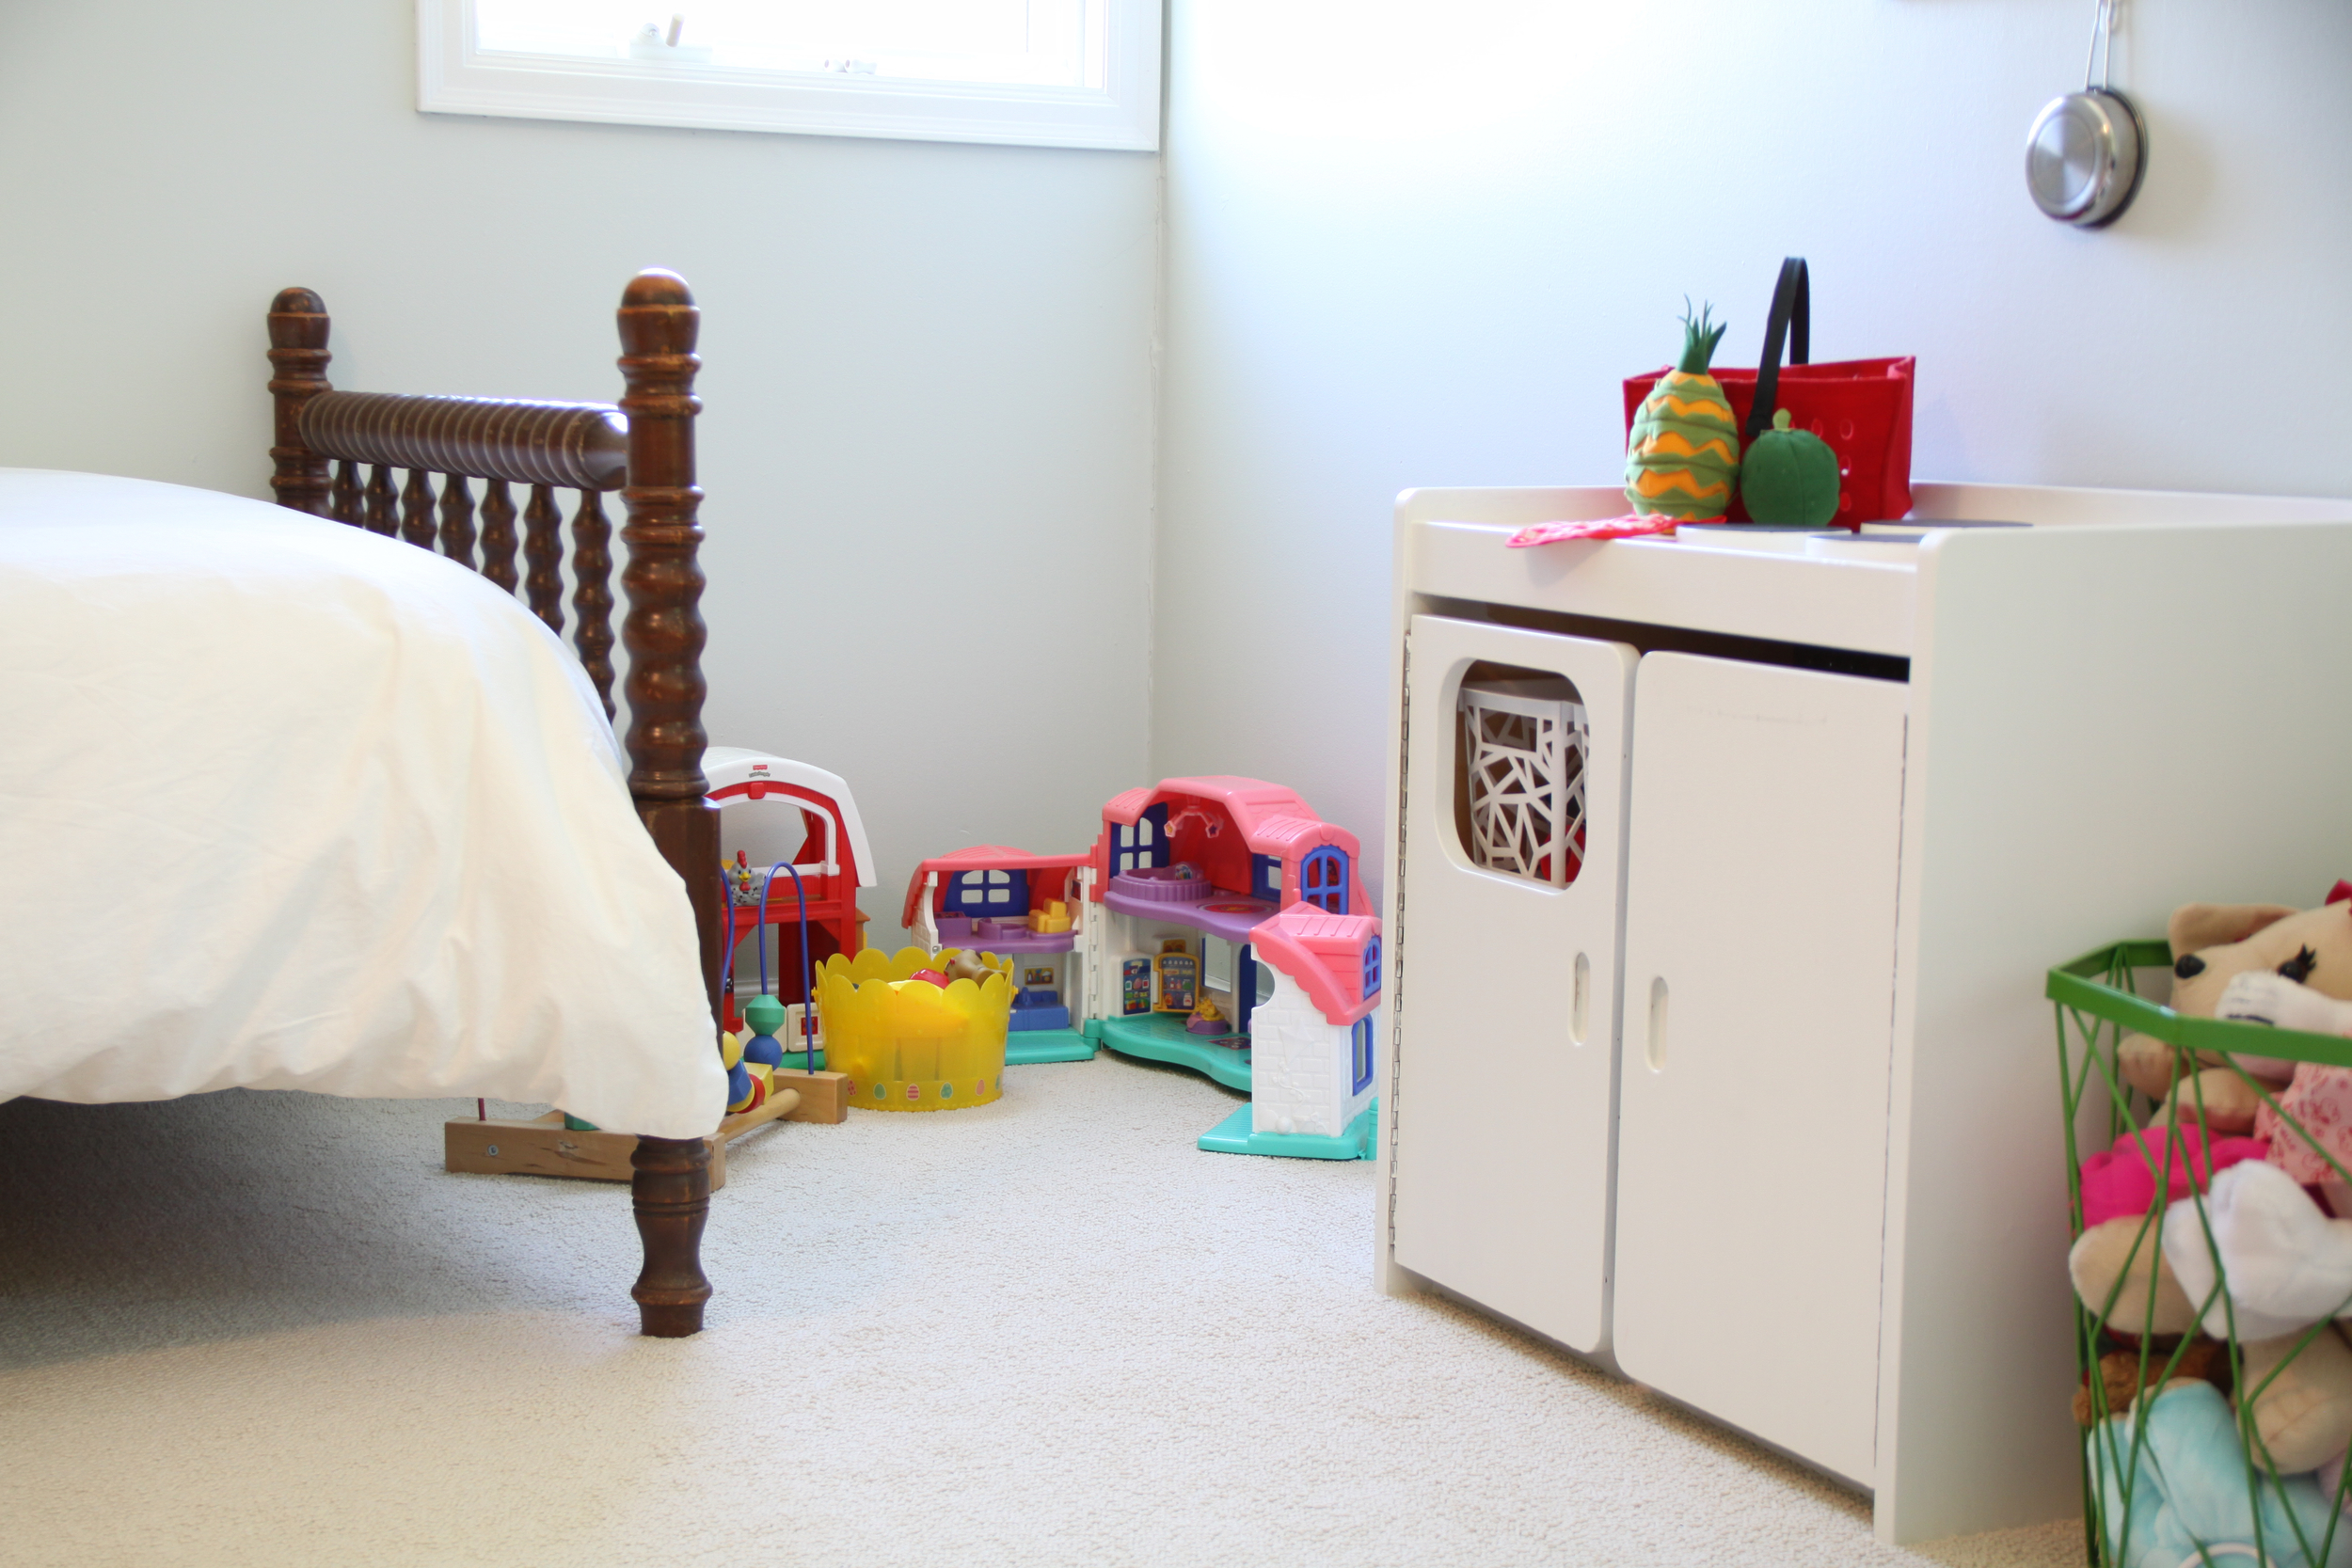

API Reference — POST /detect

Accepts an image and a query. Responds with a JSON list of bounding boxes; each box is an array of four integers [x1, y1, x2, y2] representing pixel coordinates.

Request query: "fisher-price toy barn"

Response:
[[707, 747, 877, 1026], [902, 775, 1382, 1155]]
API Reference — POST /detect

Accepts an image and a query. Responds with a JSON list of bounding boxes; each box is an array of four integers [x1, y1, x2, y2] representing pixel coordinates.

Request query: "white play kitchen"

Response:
[[1375, 483, 2352, 1544]]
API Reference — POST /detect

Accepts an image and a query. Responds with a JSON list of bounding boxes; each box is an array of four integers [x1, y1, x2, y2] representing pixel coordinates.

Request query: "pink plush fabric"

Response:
[[2264, 1065, 2352, 1185], [2081, 1124, 2271, 1229]]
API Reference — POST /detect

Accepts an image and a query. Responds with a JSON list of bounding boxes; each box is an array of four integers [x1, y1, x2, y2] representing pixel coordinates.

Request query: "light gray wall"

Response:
[[0, 0, 1159, 938], [1155, 0, 2352, 897]]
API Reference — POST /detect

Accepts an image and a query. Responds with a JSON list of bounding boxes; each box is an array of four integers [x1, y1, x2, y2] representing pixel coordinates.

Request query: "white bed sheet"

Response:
[[0, 469, 726, 1138]]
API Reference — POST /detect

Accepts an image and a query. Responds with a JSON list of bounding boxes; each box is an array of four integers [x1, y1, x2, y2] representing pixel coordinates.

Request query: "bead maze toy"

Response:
[[443, 1083, 812, 1189], [707, 747, 875, 1031], [443, 847, 853, 1184], [443, 747, 869, 1182]]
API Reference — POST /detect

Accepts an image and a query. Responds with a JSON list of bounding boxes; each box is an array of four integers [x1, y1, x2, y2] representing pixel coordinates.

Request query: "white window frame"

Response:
[[418, 0, 1162, 151]]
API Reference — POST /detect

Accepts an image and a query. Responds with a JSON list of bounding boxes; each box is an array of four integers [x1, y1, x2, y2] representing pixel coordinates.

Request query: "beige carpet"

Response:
[[0, 1054, 2082, 1567]]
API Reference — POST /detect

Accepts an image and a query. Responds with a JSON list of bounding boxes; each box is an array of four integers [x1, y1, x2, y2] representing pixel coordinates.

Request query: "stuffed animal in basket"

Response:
[[2074, 1140, 2352, 1479], [2118, 895, 2352, 1125], [2074, 892, 2352, 1481], [2090, 1381, 2352, 1568]]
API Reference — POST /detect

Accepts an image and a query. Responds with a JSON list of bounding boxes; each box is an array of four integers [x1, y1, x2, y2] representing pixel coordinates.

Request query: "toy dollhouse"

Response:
[[1196, 903, 1381, 1160], [706, 747, 875, 1033], [898, 777, 1376, 1152], [902, 846, 1095, 1065], [1077, 777, 1375, 1153]]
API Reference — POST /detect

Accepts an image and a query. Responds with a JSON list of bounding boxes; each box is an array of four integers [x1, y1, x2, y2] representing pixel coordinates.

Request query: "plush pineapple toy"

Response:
[[1626, 301, 1740, 520]]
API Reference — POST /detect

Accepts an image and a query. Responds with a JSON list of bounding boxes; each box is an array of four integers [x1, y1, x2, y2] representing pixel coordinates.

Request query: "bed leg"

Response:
[[630, 1133, 712, 1337]]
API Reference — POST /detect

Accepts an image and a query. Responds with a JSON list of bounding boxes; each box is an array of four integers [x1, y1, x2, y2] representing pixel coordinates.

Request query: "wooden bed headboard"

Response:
[[263, 272, 723, 1336]]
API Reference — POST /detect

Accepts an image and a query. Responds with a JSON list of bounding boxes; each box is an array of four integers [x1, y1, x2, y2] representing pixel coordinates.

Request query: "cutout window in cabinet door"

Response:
[[1456, 668, 1588, 888]]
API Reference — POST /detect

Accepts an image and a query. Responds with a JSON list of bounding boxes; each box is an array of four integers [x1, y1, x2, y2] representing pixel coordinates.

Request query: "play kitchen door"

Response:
[[1391, 616, 1635, 1356], [1612, 653, 1906, 1487]]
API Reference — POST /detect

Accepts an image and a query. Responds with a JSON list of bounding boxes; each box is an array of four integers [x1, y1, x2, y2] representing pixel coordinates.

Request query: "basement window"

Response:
[[418, 0, 1162, 150]]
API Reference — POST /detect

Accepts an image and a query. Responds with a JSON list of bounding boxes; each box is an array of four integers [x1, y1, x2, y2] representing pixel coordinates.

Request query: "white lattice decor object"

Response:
[[1459, 678, 1587, 886]]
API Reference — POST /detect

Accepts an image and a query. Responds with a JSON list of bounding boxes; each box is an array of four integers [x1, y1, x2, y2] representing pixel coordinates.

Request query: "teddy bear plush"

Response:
[[2122, 897, 2352, 1105], [2074, 1336, 2231, 1427]]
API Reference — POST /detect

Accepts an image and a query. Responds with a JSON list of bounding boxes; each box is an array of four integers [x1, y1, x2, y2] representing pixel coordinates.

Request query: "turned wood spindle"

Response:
[[480, 479, 520, 594], [264, 274, 723, 1341], [615, 270, 719, 1339], [330, 460, 363, 527], [616, 270, 720, 1032], [523, 483, 565, 634], [630, 1134, 714, 1338], [400, 469, 437, 548], [571, 489, 617, 717], [265, 287, 333, 516], [364, 465, 399, 535], [438, 473, 476, 570]]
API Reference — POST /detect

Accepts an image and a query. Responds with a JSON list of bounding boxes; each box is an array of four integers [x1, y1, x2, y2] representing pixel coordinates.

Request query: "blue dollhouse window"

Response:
[[1362, 937, 1380, 1001], [1301, 846, 1347, 913], [1251, 852, 1282, 903], [948, 868, 1027, 915], [1113, 803, 1168, 876], [1351, 1015, 1375, 1094]]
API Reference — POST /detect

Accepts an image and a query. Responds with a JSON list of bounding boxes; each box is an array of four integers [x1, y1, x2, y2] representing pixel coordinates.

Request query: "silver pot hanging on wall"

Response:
[[2026, 0, 2147, 229]]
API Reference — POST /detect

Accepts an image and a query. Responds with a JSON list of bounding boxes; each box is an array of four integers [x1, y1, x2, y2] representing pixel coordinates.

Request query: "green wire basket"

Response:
[[2052, 942, 2352, 1568]]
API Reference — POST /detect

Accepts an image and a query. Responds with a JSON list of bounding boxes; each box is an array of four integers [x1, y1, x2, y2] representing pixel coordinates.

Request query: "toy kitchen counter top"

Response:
[[1380, 479, 2352, 1546], [1401, 482, 2350, 660]]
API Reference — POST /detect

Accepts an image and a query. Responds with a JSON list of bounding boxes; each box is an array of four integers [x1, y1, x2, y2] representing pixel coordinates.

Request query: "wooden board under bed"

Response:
[[265, 270, 725, 1338]]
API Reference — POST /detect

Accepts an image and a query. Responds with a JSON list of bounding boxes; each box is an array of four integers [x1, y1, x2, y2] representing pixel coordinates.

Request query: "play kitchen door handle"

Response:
[[1645, 975, 1669, 1071], [1572, 952, 1591, 1046]]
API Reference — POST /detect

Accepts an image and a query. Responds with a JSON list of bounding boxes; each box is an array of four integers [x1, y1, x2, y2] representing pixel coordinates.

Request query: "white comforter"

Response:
[[0, 469, 726, 1138]]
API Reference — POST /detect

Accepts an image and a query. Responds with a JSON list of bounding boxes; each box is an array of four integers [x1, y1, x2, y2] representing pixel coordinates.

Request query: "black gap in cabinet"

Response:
[[1420, 596, 1911, 685]]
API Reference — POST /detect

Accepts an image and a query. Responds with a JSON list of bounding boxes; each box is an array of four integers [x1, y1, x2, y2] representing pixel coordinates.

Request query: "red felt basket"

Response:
[[1623, 260, 1915, 525]]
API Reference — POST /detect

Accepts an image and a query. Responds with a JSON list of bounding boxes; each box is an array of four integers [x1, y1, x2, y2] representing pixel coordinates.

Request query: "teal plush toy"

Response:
[[1740, 408, 1841, 527], [2093, 1382, 2352, 1568]]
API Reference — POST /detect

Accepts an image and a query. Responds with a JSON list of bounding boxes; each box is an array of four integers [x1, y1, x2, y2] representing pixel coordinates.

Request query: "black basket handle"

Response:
[[1745, 257, 1811, 443]]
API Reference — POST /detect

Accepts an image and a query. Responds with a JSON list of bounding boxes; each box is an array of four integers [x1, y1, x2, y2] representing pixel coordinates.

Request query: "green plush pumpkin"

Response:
[[1625, 302, 1739, 520], [1740, 408, 1841, 527]]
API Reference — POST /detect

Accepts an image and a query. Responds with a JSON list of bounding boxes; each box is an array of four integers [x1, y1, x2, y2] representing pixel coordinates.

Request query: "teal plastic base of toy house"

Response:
[[1089, 1013, 1252, 1091], [1197, 1101, 1377, 1161], [1003, 1028, 1096, 1065]]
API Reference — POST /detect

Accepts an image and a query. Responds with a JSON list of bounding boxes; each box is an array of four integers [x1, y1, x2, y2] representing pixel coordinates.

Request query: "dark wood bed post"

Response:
[[616, 270, 721, 1338], [263, 273, 722, 1337], [266, 289, 333, 516]]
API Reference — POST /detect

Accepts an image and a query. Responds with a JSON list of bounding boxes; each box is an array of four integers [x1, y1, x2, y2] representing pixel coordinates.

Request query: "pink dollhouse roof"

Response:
[[1098, 776, 1365, 911], [1248, 904, 1380, 1028], [899, 846, 1092, 930]]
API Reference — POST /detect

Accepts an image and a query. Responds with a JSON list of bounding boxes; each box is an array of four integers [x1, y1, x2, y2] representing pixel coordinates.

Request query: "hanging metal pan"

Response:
[[2026, 0, 2147, 229], [2026, 86, 2147, 228]]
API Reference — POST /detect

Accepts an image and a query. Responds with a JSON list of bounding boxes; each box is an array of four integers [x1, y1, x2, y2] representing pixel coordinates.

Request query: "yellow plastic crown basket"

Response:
[[818, 946, 1012, 1111]]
